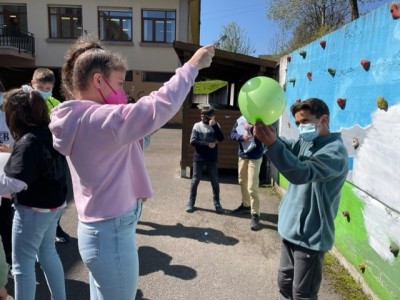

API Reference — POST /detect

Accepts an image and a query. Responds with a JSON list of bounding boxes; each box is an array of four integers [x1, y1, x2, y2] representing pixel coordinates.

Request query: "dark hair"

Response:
[[0, 79, 5, 93], [32, 68, 55, 84], [201, 108, 215, 116], [290, 98, 329, 118], [3, 88, 49, 141], [61, 34, 128, 100]]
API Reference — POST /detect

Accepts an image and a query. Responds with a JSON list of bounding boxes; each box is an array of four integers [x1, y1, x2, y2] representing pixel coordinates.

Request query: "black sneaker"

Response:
[[232, 204, 251, 215], [250, 214, 261, 231], [215, 204, 224, 214], [56, 225, 71, 243], [186, 202, 195, 213]]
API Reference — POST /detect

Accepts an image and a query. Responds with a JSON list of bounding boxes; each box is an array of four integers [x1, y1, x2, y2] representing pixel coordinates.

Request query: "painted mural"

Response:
[[278, 2, 400, 299]]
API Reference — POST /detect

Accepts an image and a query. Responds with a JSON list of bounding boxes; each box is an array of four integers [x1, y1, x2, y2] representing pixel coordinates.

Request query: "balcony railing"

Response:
[[0, 25, 35, 56]]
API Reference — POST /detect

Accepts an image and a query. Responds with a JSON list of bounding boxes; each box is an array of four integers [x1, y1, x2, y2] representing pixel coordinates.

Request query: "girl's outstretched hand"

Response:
[[188, 45, 215, 70]]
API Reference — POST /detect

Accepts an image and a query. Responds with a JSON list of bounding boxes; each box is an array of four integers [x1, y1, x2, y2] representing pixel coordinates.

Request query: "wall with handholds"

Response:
[[278, 2, 400, 299]]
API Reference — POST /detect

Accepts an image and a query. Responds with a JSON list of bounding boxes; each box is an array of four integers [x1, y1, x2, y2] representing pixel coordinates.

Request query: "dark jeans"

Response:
[[278, 239, 325, 300], [189, 161, 220, 205], [0, 198, 14, 265]]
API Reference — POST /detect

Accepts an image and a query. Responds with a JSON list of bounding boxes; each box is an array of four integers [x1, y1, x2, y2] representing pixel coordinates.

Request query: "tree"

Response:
[[267, 0, 387, 55], [349, 0, 360, 20], [215, 22, 255, 55]]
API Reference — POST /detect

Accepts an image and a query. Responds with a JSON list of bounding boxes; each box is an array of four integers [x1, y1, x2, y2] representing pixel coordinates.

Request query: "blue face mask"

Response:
[[35, 89, 52, 100], [298, 122, 320, 142]]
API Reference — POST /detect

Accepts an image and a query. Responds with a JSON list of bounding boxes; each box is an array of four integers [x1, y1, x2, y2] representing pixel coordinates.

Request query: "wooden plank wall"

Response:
[[181, 108, 242, 172]]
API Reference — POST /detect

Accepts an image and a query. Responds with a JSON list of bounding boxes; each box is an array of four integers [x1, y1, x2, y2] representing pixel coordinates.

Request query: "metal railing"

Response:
[[0, 25, 35, 56]]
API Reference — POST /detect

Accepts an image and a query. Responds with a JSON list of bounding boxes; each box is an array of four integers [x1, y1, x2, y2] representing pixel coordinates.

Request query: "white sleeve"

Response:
[[0, 173, 28, 196]]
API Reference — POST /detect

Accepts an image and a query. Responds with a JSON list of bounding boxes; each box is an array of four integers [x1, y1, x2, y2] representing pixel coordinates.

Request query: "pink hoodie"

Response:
[[50, 63, 198, 222]]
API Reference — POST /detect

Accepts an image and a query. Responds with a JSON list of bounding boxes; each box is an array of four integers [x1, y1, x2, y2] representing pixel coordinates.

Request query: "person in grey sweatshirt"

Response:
[[253, 98, 348, 300]]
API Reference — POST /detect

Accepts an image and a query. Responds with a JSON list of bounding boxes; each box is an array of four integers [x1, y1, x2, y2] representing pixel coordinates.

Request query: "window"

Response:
[[0, 4, 28, 34], [48, 6, 82, 39], [98, 8, 132, 41], [142, 10, 175, 43]]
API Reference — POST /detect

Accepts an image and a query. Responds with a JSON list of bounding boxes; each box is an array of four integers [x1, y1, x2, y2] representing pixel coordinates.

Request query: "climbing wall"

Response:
[[279, 2, 400, 299]]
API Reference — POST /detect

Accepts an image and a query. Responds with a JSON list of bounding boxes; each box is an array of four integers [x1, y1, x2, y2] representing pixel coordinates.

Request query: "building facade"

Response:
[[0, 0, 200, 111]]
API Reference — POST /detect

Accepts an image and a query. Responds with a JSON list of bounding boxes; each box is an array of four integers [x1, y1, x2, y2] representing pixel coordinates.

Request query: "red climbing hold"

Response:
[[390, 3, 400, 19], [320, 40, 326, 49], [360, 59, 370, 71], [307, 72, 312, 81], [337, 98, 346, 110], [287, 56, 291, 63]]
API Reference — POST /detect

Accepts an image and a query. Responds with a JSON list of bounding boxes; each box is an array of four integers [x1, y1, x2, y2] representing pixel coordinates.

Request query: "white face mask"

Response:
[[35, 89, 52, 100], [298, 122, 320, 142]]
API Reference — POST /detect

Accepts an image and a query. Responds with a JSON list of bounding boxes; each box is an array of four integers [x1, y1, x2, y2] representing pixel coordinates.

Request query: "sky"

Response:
[[200, 0, 277, 57], [199, 0, 389, 57]]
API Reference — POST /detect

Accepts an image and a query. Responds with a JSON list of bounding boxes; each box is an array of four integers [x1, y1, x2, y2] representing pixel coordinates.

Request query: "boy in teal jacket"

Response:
[[254, 98, 348, 300]]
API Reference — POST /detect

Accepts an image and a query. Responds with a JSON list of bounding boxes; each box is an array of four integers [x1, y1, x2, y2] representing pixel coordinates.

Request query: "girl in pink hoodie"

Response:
[[49, 35, 214, 299]]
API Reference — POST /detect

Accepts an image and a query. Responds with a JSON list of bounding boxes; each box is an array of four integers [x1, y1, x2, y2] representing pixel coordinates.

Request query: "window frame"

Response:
[[98, 7, 132, 42], [141, 9, 176, 43], [48, 5, 82, 39]]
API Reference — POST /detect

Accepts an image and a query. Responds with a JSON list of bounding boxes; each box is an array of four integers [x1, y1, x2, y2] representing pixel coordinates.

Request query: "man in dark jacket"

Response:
[[186, 106, 224, 214]]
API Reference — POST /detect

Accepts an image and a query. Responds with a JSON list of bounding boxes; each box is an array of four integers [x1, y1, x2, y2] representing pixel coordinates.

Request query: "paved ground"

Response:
[[5, 127, 343, 299]]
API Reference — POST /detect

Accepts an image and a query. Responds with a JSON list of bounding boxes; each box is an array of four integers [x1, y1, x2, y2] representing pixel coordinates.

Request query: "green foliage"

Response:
[[193, 80, 227, 95]]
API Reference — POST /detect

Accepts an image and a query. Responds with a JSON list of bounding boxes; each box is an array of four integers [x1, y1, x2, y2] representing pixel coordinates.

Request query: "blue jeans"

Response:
[[78, 200, 142, 300], [12, 204, 65, 300]]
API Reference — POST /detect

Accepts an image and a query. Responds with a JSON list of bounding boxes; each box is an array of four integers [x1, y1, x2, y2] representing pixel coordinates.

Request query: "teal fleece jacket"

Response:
[[266, 133, 348, 251]]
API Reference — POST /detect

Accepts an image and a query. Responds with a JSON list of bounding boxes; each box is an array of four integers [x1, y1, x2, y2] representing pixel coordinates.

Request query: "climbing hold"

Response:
[[288, 77, 296, 84], [283, 83, 286, 92], [320, 40, 326, 49], [359, 261, 366, 273], [327, 68, 336, 77], [307, 71, 312, 81], [342, 210, 350, 222], [390, 3, 400, 19], [287, 56, 291, 63], [376, 96, 388, 111], [390, 242, 399, 257], [295, 99, 301, 103], [299, 50, 306, 59], [360, 59, 370, 71], [337, 98, 346, 110], [351, 137, 360, 150]]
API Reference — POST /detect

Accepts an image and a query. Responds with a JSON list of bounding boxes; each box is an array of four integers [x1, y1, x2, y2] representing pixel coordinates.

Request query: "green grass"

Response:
[[324, 252, 371, 300], [193, 80, 227, 94]]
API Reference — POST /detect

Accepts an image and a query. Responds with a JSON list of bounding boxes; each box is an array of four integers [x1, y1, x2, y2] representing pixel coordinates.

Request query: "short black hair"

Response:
[[201, 108, 215, 116], [290, 98, 329, 118]]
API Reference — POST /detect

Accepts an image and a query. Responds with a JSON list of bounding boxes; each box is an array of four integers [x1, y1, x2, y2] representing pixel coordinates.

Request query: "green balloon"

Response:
[[238, 76, 286, 124]]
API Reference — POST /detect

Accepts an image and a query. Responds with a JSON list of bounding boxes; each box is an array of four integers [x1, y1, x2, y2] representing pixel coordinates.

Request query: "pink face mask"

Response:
[[97, 77, 127, 105]]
